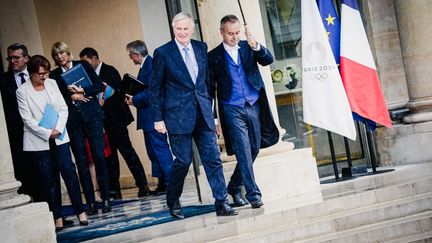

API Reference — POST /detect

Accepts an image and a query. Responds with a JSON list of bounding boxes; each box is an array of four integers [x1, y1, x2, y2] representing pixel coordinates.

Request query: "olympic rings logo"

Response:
[[309, 73, 328, 81]]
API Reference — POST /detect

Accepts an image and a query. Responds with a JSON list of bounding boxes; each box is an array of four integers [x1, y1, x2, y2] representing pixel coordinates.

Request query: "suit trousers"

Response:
[[167, 111, 228, 206], [29, 141, 84, 219], [69, 119, 110, 203], [144, 129, 173, 186], [222, 102, 262, 202], [105, 123, 147, 191]]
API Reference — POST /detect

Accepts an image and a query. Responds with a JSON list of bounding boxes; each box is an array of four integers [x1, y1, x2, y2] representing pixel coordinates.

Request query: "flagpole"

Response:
[[327, 131, 339, 180]]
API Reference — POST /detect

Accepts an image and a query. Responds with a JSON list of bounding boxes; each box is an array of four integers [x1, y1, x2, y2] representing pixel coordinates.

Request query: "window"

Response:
[[259, 0, 367, 173]]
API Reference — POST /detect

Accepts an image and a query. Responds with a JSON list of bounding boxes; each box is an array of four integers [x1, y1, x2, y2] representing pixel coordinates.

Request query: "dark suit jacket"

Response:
[[150, 39, 215, 134], [99, 62, 134, 129], [132, 56, 155, 132], [208, 41, 279, 155], [0, 70, 24, 159], [50, 60, 104, 128]]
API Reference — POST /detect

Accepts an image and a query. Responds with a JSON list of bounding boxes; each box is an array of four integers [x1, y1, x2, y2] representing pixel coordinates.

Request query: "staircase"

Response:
[[84, 163, 432, 243]]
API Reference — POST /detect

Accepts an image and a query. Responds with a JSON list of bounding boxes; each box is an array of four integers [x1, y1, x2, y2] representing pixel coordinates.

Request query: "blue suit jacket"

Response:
[[132, 56, 154, 132], [208, 41, 279, 155], [150, 39, 215, 134]]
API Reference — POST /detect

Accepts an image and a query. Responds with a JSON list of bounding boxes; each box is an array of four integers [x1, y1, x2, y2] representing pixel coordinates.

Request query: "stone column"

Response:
[[394, 0, 432, 123], [362, 0, 409, 110], [0, 93, 56, 241], [197, 0, 293, 163]]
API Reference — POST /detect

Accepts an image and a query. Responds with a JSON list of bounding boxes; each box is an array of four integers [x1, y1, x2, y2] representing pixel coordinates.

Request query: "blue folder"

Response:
[[39, 103, 66, 141], [60, 64, 92, 88], [97, 84, 114, 100]]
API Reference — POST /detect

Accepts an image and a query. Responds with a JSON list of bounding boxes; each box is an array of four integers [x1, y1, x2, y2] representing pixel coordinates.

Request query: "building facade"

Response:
[[0, 0, 431, 185]]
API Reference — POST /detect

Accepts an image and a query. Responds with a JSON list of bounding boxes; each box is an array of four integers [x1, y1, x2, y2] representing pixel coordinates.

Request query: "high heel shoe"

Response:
[[102, 200, 112, 213], [87, 202, 98, 215], [54, 218, 64, 232], [77, 212, 89, 226]]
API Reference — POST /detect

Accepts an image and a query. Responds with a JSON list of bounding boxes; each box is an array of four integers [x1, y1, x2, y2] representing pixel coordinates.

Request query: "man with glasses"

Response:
[[0, 43, 37, 198], [125, 40, 173, 197]]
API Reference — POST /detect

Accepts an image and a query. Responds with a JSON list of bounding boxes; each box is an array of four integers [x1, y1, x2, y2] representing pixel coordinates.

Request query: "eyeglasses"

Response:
[[33, 71, 50, 78], [6, 56, 24, 62], [128, 52, 139, 57]]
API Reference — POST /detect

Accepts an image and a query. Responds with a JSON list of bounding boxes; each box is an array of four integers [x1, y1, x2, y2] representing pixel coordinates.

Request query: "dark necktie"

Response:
[[19, 73, 26, 84]]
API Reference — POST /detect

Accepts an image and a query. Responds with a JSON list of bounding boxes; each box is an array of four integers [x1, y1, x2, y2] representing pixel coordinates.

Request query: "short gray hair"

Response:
[[126, 40, 148, 57], [171, 12, 195, 28]]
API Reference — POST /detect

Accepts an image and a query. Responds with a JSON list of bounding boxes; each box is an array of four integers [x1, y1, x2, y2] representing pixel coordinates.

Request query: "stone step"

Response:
[[385, 231, 432, 243], [210, 192, 432, 243], [133, 177, 432, 243], [298, 212, 432, 243], [82, 164, 432, 243], [321, 163, 432, 200]]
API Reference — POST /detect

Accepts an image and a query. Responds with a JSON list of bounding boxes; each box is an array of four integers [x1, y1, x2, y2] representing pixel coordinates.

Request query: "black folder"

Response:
[[122, 73, 147, 95], [60, 64, 92, 88]]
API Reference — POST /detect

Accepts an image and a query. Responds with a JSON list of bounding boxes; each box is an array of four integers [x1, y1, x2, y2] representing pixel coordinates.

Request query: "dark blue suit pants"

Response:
[[222, 102, 262, 202], [29, 141, 84, 219], [167, 111, 228, 206], [68, 119, 109, 203]]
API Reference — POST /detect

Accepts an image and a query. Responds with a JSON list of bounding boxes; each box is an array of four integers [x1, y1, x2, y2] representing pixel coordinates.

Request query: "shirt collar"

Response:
[[175, 38, 192, 52], [223, 42, 240, 52], [95, 62, 102, 75], [61, 62, 73, 73], [14, 68, 29, 77]]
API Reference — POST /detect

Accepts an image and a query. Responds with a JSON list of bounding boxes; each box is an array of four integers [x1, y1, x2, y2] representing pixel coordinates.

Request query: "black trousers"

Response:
[[105, 123, 147, 192]]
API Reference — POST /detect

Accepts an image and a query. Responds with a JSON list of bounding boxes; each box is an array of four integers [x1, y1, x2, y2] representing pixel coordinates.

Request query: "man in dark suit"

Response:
[[150, 12, 237, 219], [79, 47, 151, 199], [0, 43, 37, 198], [125, 40, 173, 196], [209, 15, 279, 208]]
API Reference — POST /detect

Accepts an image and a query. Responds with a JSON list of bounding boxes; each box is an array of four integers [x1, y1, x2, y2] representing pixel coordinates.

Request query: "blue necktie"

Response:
[[183, 47, 196, 84]]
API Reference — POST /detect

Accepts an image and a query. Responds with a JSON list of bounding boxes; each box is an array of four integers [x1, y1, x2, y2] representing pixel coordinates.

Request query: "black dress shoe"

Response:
[[87, 202, 98, 215], [250, 198, 264, 209], [230, 192, 248, 207], [152, 184, 167, 196], [102, 200, 112, 213], [168, 201, 184, 219], [215, 203, 238, 216], [109, 190, 122, 200], [138, 185, 152, 197]]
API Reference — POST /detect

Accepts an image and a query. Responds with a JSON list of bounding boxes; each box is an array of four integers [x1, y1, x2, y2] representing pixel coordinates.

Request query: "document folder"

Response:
[[39, 103, 66, 140], [61, 64, 92, 88], [122, 73, 147, 95]]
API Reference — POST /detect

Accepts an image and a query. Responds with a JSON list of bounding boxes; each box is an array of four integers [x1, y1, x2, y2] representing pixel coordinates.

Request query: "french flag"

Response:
[[340, 0, 392, 128]]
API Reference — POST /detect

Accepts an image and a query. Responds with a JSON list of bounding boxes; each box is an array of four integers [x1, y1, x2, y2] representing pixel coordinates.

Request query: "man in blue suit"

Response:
[[208, 15, 279, 209], [125, 40, 173, 196], [150, 12, 237, 219]]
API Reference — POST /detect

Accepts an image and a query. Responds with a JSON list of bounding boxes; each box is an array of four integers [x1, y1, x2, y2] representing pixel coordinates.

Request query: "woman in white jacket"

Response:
[[16, 55, 88, 231]]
